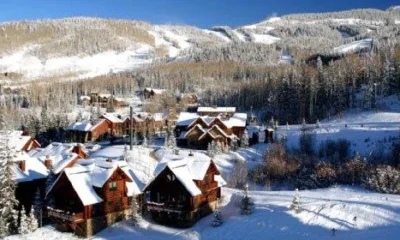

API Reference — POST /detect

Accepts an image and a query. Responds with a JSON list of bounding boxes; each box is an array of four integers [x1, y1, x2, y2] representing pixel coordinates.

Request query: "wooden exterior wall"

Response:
[[51, 173, 85, 214]]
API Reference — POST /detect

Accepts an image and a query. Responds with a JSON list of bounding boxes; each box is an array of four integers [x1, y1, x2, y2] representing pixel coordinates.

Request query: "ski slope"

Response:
[[7, 186, 400, 240]]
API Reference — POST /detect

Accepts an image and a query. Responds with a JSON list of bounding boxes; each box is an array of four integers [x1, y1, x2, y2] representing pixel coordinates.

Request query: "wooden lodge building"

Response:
[[46, 160, 142, 237], [144, 155, 226, 227], [67, 113, 124, 143], [143, 87, 167, 100], [11, 143, 90, 217], [78, 93, 127, 108], [175, 107, 247, 150]]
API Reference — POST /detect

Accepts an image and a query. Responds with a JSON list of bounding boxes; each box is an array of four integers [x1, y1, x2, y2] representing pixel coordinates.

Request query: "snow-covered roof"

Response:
[[102, 113, 123, 123], [149, 151, 221, 197], [28, 142, 84, 174], [80, 95, 91, 101], [67, 119, 105, 132], [145, 88, 166, 95], [12, 165, 29, 183], [99, 93, 111, 98], [197, 107, 236, 113], [67, 120, 93, 131], [176, 112, 199, 126], [177, 112, 247, 129], [48, 159, 142, 206], [14, 152, 49, 182], [64, 167, 103, 206], [7, 131, 37, 152]]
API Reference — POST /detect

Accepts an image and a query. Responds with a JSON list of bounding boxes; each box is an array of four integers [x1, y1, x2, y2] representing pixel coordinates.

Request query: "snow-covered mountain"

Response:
[[0, 7, 399, 83]]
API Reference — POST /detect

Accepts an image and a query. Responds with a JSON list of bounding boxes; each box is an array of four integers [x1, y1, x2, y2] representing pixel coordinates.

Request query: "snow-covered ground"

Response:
[[7, 186, 400, 240], [333, 38, 372, 54], [0, 44, 153, 81], [277, 95, 400, 157]]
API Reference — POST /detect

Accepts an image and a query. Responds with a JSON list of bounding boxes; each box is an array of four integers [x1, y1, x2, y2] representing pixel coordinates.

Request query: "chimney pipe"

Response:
[[130, 106, 133, 150]]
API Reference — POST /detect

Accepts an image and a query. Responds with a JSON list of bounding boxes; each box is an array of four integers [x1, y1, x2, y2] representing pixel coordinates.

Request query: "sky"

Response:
[[0, 0, 398, 28]]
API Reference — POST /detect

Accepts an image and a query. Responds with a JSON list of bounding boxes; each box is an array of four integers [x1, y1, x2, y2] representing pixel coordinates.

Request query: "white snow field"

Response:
[[6, 186, 400, 240], [277, 95, 400, 157]]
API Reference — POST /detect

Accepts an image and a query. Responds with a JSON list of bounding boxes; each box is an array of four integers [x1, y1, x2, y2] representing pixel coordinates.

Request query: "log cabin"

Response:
[[46, 160, 142, 237], [177, 93, 199, 107], [101, 113, 124, 136], [67, 119, 111, 143], [123, 112, 168, 136], [143, 156, 226, 227], [175, 108, 247, 150], [143, 88, 167, 100]]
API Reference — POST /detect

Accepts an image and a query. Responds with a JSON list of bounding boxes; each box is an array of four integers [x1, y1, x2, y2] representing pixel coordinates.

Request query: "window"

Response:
[[167, 174, 175, 181], [109, 182, 117, 191]]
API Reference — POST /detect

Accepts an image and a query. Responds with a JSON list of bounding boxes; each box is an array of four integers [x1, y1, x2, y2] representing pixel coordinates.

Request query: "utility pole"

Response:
[[130, 106, 133, 150]]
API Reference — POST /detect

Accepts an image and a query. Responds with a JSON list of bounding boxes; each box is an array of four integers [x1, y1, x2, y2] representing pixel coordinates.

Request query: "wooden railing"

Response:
[[47, 207, 84, 222], [146, 201, 188, 213]]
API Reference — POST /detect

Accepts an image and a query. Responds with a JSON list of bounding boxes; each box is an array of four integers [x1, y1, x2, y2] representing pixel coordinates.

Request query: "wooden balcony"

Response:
[[47, 207, 84, 223], [146, 201, 188, 213]]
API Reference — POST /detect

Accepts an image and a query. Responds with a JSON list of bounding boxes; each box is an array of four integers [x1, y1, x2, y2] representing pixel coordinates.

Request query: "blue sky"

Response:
[[0, 0, 398, 28]]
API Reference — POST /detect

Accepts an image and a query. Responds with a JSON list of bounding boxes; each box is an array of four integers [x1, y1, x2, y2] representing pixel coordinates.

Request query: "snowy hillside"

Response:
[[0, 6, 398, 83], [6, 186, 400, 240]]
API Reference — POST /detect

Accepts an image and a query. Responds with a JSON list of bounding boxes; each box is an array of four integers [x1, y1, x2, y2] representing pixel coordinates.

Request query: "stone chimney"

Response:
[[44, 155, 52, 169]]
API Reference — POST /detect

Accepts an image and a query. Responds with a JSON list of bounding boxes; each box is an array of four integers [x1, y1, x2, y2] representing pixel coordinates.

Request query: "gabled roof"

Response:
[[28, 142, 86, 174], [12, 151, 49, 183], [177, 112, 247, 129], [184, 124, 206, 138], [146, 153, 224, 197], [102, 113, 123, 123], [64, 167, 103, 206], [48, 160, 142, 206], [8, 131, 39, 152], [67, 119, 106, 132]]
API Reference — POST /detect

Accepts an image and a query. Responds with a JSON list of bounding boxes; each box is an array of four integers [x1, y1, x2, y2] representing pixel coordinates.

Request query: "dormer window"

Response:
[[167, 174, 175, 181], [109, 182, 117, 191]]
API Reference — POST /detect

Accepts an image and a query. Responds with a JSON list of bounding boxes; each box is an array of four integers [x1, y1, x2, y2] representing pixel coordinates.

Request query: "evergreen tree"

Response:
[[214, 141, 223, 155], [301, 118, 307, 131], [316, 119, 320, 128], [240, 184, 254, 215], [207, 142, 215, 157], [130, 197, 142, 227], [27, 208, 38, 233], [290, 189, 301, 213], [230, 138, 239, 152], [33, 188, 43, 228], [240, 129, 249, 147], [0, 132, 19, 237], [18, 206, 29, 235]]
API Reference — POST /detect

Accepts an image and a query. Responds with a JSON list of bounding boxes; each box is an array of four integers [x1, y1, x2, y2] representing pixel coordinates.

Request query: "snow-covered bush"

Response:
[[240, 129, 249, 147], [290, 189, 301, 214], [365, 166, 400, 194], [240, 185, 255, 215]]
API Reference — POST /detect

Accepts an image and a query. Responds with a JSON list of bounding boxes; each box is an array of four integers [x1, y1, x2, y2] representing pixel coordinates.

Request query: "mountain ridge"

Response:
[[0, 7, 398, 83]]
